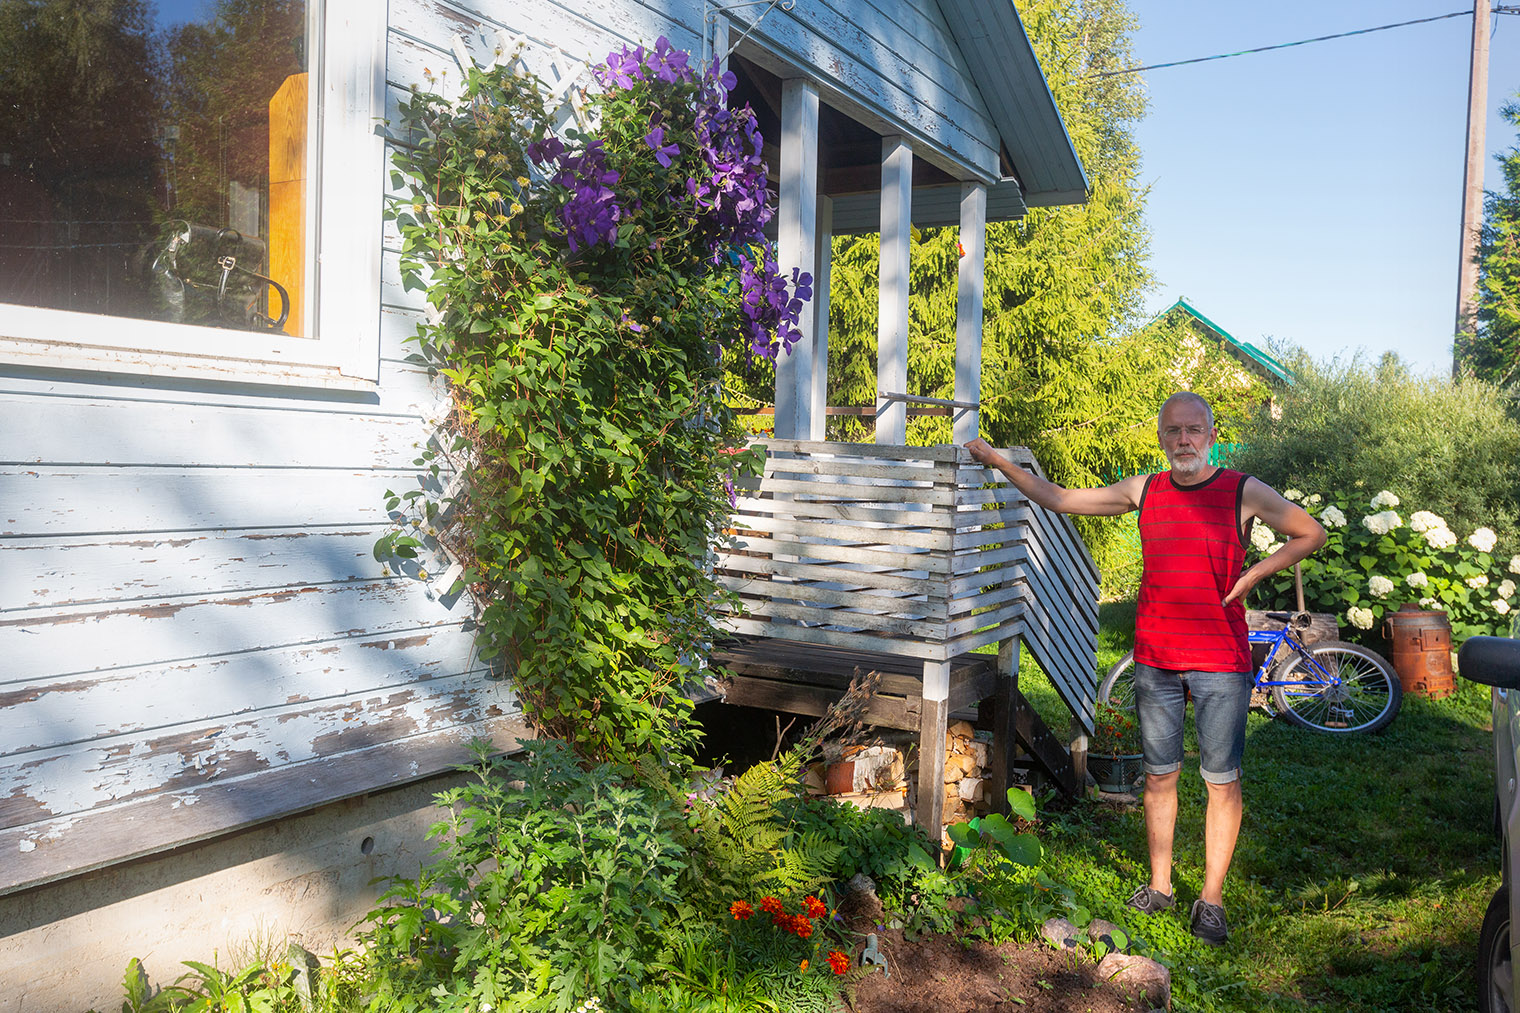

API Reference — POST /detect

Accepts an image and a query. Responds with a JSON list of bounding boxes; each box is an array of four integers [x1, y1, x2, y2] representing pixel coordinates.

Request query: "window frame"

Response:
[[0, 0, 387, 391]]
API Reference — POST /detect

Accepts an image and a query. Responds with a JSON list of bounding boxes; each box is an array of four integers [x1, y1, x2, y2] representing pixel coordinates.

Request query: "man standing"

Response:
[[964, 392, 1325, 945]]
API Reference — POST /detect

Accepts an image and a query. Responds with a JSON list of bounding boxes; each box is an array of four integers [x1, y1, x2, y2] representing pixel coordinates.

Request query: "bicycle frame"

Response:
[[1247, 626, 1337, 690]]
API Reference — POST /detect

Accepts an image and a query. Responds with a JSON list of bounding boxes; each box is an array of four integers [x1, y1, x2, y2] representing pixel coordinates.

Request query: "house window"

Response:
[[0, 0, 385, 387]]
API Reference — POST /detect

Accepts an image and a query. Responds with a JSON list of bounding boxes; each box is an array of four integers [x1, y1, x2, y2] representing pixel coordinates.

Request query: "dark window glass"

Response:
[[0, 0, 310, 336]]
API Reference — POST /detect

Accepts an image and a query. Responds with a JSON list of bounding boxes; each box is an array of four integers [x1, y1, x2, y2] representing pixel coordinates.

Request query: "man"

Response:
[[964, 392, 1325, 945]]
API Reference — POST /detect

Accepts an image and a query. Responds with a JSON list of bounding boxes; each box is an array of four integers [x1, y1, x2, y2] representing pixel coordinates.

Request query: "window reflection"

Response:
[[0, 0, 310, 336]]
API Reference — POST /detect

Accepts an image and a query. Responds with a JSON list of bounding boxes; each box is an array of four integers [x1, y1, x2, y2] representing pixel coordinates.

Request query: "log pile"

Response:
[[807, 721, 1000, 828]]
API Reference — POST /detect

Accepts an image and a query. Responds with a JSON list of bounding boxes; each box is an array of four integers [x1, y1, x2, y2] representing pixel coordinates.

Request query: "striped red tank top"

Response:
[[1134, 467, 1253, 673]]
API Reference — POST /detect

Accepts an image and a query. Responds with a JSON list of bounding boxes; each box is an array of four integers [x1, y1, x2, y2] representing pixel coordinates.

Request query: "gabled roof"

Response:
[[1158, 298, 1294, 385], [938, 1, 1088, 206]]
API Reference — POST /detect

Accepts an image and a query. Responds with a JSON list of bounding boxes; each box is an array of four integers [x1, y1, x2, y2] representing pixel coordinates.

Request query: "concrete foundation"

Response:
[[0, 771, 466, 1012]]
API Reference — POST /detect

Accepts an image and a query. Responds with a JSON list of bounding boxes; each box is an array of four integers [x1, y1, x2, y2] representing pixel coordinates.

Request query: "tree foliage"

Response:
[[1232, 350, 1520, 550], [1465, 96, 1520, 386]]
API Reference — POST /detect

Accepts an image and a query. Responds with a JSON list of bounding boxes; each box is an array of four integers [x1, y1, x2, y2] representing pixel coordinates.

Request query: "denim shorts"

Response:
[[1132, 663, 1252, 784]]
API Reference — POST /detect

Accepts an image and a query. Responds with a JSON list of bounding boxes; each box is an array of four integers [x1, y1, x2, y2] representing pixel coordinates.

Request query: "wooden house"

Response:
[[0, 0, 1093, 1006]]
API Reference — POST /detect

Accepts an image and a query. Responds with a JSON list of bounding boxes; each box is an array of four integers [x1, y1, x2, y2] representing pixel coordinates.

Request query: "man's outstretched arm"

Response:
[[964, 438, 1145, 517], [1222, 478, 1328, 605]]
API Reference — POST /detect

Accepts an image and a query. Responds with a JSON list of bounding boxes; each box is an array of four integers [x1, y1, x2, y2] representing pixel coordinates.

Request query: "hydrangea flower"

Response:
[[1370, 490, 1401, 509], [1306, 493, 1322, 505], [1347, 606, 1375, 630], [1424, 525, 1458, 550], [1320, 505, 1347, 528], [1511, 555, 1520, 575], [1410, 510, 1446, 533], [1250, 523, 1274, 553], [1284, 489, 1303, 502], [1406, 571, 1429, 588], [1362, 510, 1402, 536], [1470, 527, 1499, 553], [1499, 600, 1514, 616], [1468, 574, 1491, 590], [1419, 597, 1436, 608], [1500, 579, 1517, 600], [1368, 575, 1395, 598]]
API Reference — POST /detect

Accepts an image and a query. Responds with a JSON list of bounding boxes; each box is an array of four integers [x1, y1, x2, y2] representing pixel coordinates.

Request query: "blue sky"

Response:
[[1125, 2, 1520, 376]]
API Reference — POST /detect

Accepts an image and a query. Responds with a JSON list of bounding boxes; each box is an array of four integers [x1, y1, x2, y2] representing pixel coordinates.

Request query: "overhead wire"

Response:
[[1089, 7, 1520, 79]]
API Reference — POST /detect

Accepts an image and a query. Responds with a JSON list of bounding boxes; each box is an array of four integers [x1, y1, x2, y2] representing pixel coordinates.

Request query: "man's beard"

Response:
[[1168, 450, 1206, 480]]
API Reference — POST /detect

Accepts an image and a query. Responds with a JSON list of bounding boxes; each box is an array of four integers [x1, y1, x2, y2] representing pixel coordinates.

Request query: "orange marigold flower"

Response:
[[827, 951, 850, 976], [802, 895, 827, 919], [792, 917, 814, 940], [729, 900, 753, 920], [759, 895, 784, 915], [799, 959, 809, 973]]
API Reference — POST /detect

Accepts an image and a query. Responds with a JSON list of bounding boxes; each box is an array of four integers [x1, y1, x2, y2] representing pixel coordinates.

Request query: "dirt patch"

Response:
[[847, 928, 1157, 1013]]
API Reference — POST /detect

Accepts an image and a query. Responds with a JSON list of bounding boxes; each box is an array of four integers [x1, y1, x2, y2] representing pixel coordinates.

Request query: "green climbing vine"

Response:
[[377, 41, 809, 763]]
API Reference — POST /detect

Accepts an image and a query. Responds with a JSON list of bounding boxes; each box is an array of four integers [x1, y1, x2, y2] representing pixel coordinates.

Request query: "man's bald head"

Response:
[[1159, 391, 1215, 429]]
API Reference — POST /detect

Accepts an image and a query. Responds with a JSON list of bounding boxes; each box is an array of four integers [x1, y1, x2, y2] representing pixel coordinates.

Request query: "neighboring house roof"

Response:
[[1158, 298, 1294, 385]]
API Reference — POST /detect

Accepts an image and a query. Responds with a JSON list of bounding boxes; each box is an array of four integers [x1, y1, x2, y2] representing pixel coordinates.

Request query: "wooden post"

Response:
[[811, 195, 834, 441], [984, 637, 1021, 815], [916, 657, 951, 837], [876, 136, 911, 445], [775, 79, 818, 439], [1069, 717, 1089, 792], [268, 72, 308, 336], [1456, 0, 1491, 372], [953, 182, 986, 445]]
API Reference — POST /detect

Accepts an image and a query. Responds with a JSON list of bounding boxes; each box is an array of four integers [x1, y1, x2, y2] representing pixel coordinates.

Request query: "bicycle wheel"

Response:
[[1271, 641, 1402, 733], [1098, 652, 1137, 711]]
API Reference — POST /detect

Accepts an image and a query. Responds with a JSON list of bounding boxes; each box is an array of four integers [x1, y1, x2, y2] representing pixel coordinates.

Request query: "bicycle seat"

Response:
[[1264, 612, 1292, 622]]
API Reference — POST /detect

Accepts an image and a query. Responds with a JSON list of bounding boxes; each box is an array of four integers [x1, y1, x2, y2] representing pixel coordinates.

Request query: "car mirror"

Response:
[[1457, 636, 1520, 689]]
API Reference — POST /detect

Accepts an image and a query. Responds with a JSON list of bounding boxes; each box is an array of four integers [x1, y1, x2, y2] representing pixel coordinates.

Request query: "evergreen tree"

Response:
[[1467, 98, 1520, 386]]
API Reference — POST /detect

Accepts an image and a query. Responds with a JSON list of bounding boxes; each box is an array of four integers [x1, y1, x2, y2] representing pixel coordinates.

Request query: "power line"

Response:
[[1090, 8, 1519, 79]]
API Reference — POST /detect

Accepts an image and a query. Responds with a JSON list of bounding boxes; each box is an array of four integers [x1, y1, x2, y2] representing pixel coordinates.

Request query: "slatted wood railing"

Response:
[[716, 439, 1099, 734]]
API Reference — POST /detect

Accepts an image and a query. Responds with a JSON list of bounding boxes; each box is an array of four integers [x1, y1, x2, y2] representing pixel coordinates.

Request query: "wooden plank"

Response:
[[946, 664, 998, 713], [753, 439, 965, 463], [951, 523, 1025, 551], [715, 553, 934, 594], [947, 506, 1031, 531], [944, 615, 1028, 658], [0, 529, 386, 611], [0, 669, 517, 831], [713, 637, 995, 683], [727, 512, 952, 551], [951, 543, 1027, 575], [719, 675, 918, 731], [0, 580, 464, 684], [738, 477, 956, 505], [945, 600, 1025, 640], [722, 597, 947, 640], [717, 573, 944, 620], [915, 695, 949, 833], [720, 537, 948, 574], [0, 624, 480, 755], [946, 582, 1025, 620], [761, 455, 954, 483], [717, 617, 944, 660], [734, 496, 955, 528], [949, 554, 1027, 595], [0, 467, 418, 537], [0, 712, 530, 897], [954, 485, 1027, 506]]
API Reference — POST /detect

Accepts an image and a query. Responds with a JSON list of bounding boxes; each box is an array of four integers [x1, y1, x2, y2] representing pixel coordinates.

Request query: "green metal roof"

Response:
[[1156, 298, 1294, 385]]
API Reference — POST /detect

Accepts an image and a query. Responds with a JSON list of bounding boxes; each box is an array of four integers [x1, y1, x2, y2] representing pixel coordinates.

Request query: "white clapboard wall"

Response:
[[716, 440, 1099, 730]]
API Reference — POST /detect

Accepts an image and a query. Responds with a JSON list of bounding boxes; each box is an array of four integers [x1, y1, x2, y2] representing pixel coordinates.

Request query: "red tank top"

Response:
[[1134, 467, 1252, 673]]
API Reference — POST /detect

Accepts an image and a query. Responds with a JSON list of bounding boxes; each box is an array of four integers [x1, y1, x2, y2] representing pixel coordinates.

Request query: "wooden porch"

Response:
[[712, 438, 1099, 832]]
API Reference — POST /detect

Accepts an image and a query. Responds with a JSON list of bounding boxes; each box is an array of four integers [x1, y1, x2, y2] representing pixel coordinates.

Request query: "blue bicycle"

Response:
[[1098, 611, 1402, 734]]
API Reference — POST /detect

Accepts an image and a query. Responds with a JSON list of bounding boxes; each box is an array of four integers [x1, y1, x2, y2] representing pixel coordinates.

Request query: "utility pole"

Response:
[[1456, 0, 1492, 376]]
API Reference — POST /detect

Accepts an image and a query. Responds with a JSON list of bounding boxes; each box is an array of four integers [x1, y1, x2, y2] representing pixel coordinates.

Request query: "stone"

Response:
[[1096, 951, 1171, 1008], [841, 872, 884, 921], [1040, 916, 1082, 950]]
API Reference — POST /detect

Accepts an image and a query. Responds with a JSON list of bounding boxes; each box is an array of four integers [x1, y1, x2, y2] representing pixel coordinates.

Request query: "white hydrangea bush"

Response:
[[1244, 487, 1516, 641]]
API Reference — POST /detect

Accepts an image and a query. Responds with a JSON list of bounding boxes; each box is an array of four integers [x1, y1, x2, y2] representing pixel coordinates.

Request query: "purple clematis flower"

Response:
[[644, 126, 680, 168]]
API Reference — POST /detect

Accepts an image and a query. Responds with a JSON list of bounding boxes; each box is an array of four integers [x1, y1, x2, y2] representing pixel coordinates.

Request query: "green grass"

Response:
[[1014, 601, 1501, 1012]]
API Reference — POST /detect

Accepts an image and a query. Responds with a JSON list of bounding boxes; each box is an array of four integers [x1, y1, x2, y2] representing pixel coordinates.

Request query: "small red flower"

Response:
[[729, 900, 753, 920], [799, 959, 809, 973], [771, 912, 790, 929], [802, 895, 827, 919], [827, 950, 850, 976], [792, 916, 814, 940], [759, 895, 784, 915]]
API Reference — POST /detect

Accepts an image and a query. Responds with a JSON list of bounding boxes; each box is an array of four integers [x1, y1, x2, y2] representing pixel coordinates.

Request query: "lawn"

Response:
[[1017, 601, 1501, 1013]]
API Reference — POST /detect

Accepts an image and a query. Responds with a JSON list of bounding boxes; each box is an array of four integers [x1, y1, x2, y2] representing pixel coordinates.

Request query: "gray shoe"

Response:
[[1190, 899, 1228, 945], [1125, 884, 1174, 913]]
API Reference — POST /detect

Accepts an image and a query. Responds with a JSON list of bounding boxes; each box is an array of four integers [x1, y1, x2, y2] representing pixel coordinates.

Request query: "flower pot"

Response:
[[1089, 753, 1145, 793]]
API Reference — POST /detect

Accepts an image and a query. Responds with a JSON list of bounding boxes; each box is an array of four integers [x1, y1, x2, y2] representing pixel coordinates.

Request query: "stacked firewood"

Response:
[[937, 720, 993, 822]]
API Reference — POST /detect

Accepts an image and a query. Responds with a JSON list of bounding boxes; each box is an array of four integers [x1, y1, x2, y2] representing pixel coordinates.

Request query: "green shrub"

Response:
[[1232, 351, 1520, 543], [1248, 487, 1518, 642]]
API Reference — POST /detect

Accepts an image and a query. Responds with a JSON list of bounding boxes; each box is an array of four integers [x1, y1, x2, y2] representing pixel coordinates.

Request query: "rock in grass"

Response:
[[1040, 916, 1082, 949], [1096, 951, 1170, 1008], [1087, 918, 1131, 952]]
